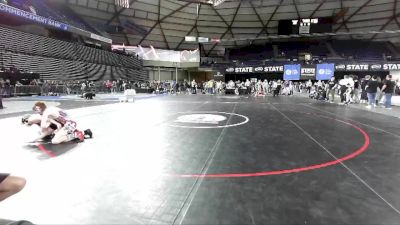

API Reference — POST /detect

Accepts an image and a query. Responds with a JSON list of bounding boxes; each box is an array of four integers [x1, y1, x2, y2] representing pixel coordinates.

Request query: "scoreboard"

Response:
[[278, 17, 333, 35]]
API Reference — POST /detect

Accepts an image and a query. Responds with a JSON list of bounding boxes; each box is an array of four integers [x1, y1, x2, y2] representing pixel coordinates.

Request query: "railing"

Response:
[[0, 84, 127, 97]]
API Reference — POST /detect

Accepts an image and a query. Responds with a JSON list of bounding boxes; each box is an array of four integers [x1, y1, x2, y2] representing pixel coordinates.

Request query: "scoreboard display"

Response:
[[278, 17, 333, 35]]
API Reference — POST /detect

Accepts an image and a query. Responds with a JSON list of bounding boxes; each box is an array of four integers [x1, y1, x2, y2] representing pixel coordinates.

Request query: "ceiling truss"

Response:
[[63, 0, 400, 57]]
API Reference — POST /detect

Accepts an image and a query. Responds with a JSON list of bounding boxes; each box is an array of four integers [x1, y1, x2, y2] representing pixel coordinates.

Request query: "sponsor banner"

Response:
[[284, 64, 301, 80], [198, 37, 209, 43], [225, 65, 284, 73], [185, 36, 196, 42], [301, 64, 316, 80], [112, 45, 199, 62], [382, 63, 400, 71], [225, 67, 235, 73], [335, 63, 400, 71], [90, 33, 112, 44], [335, 64, 369, 71], [234, 67, 254, 73], [335, 64, 346, 71], [316, 63, 335, 80], [370, 64, 383, 71], [0, 3, 68, 31], [367, 63, 400, 71], [263, 65, 284, 72], [225, 62, 400, 74], [213, 71, 225, 81]]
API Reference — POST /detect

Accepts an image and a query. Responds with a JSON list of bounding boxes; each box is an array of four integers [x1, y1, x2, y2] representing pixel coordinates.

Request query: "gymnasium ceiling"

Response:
[[61, 0, 400, 56]]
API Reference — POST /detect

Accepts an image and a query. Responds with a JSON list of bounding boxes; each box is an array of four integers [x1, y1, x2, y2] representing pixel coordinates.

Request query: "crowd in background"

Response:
[[146, 76, 399, 109], [307, 75, 399, 109], [1, 74, 399, 110], [147, 79, 298, 97]]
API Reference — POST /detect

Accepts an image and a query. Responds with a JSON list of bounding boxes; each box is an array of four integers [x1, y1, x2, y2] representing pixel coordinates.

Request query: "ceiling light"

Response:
[[207, 0, 226, 6], [115, 0, 129, 8]]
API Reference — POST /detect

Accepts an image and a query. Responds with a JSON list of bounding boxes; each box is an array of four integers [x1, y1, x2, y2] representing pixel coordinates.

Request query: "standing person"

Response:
[[106, 80, 112, 93], [262, 79, 269, 94], [0, 173, 26, 202], [375, 76, 384, 106], [191, 79, 197, 94], [352, 75, 360, 103], [381, 75, 395, 109], [272, 80, 278, 97], [344, 76, 354, 105], [0, 90, 3, 110], [245, 79, 251, 95], [365, 75, 379, 109], [338, 76, 348, 105], [288, 81, 294, 96], [306, 80, 312, 93], [0, 78, 4, 109], [80, 81, 87, 95], [273, 80, 282, 97], [360, 75, 370, 104], [327, 77, 337, 103], [112, 81, 117, 93]]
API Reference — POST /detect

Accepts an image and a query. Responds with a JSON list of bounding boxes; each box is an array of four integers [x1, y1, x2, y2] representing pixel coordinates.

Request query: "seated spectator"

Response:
[[30, 79, 38, 85]]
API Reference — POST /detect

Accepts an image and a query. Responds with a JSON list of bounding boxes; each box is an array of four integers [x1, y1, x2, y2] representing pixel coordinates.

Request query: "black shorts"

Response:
[[0, 173, 10, 184]]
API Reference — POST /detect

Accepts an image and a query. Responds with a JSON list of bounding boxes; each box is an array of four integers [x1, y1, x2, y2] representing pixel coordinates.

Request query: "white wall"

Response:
[[147, 68, 189, 81]]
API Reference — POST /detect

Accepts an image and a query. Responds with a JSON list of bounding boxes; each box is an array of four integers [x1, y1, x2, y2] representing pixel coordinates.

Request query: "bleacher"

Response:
[[0, 26, 147, 81], [330, 40, 392, 60], [226, 39, 395, 63], [1, 51, 147, 81], [229, 44, 274, 60], [278, 42, 308, 57], [0, 26, 142, 69], [7, 0, 101, 35]]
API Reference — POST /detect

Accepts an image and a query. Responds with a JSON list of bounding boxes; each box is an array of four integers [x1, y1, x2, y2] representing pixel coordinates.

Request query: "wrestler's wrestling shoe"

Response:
[[42, 134, 55, 141], [74, 130, 85, 142], [84, 129, 93, 139]]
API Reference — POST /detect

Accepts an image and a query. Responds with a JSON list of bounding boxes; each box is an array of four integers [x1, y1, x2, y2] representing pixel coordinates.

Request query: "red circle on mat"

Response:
[[175, 113, 370, 178]]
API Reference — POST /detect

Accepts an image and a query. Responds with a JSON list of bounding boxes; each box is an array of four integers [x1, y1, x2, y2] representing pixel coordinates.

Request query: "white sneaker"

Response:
[[386, 108, 392, 110], [366, 105, 372, 109]]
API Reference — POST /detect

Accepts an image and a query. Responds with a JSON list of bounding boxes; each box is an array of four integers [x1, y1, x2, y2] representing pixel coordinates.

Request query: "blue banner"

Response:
[[316, 63, 335, 80], [0, 3, 68, 31], [284, 64, 301, 80]]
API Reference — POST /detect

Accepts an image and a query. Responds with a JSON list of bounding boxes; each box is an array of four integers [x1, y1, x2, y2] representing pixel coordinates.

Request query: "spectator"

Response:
[[0, 79, 4, 109], [360, 75, 371, 104], [352, 75, 360, 103], [306, 80, 312, 93], [191, 80, 197, 94], [376, 76, 384, 106], [327, 77, 337, 103], [365, 75, 379, 109], [0, 173, 26, 202], [381, 75, 395, 109]]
